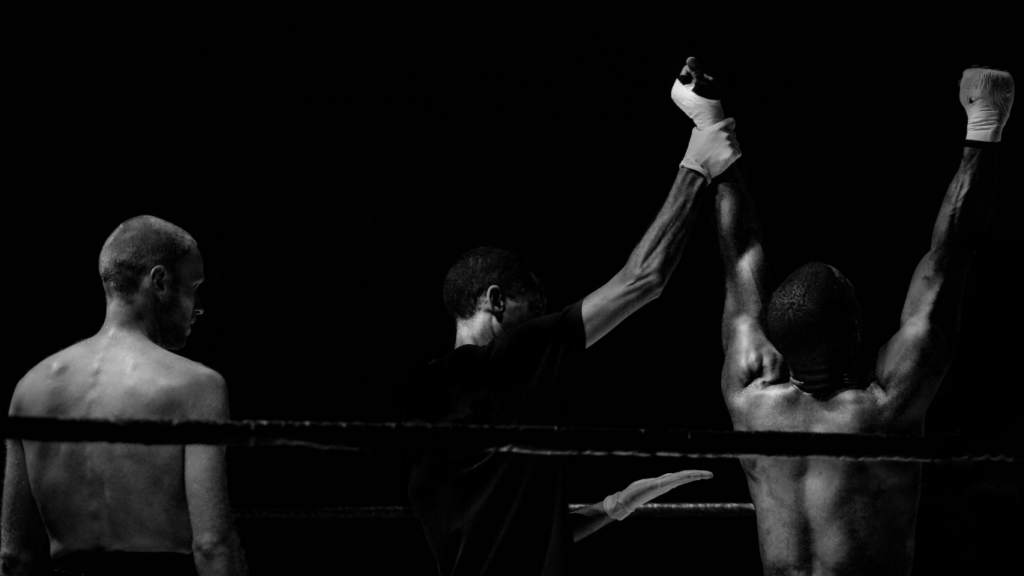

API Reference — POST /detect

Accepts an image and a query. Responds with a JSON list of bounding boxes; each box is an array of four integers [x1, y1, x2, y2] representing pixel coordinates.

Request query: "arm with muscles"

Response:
[[582, 71, 742, 348], [670, 55, 784, 396], [1, 438, 51, 576], [715, 164, 785, 399], [876, 145, 1002, 423], [571, 470, 713, 542], [875, 69, 1011, 425], [668, 56, 782, 394], [185, 373, 248, 576]]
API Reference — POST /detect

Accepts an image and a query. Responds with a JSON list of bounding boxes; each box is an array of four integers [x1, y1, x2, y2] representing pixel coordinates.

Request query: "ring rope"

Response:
[[233, 503, 756, 521], [5, 417, 1019, 462]]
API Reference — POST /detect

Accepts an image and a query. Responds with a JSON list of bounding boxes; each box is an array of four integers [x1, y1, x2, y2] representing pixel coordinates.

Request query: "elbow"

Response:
[[625, 270, 666, 301], [645, 281, 665, 301], [192, 534, 236, 565]]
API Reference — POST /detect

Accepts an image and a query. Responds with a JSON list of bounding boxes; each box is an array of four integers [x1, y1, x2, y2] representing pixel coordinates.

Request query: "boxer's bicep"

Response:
[[721, 315, 782, 397], [875, 318, 953, 423], [876, 249, 963, 420], [582, 269, 661, 348]]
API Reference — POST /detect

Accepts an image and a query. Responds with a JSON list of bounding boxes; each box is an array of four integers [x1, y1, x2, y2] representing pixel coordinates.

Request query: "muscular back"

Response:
[[8, 333, 222, 559], [710, 142, 986, 573], [727, 382, 922, 576]]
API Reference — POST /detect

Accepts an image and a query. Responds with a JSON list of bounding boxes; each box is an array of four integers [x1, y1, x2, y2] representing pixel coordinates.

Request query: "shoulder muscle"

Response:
[[176, 367, 229, 420]]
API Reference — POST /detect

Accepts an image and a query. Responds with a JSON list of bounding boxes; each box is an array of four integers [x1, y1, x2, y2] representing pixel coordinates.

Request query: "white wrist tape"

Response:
[[960, 68, 1014, 143], [603, 493, 632, 521], [671, 79, 725, 131], [680, 118, 742, 182], [966, 100, 1009, 142]]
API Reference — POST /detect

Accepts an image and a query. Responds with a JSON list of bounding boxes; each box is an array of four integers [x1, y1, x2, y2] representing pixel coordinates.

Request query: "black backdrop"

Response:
[[6, 10, 1021, 575]]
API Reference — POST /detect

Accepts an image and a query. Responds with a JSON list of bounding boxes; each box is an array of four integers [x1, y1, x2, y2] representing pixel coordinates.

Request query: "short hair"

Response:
[[443, 246, 542, 321], [99, 215, 197, 300], [766, 262, 862, 366]]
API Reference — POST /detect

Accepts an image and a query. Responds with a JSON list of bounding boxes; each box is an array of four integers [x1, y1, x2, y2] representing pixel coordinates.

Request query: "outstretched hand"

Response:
[[604, 470, 713, 520]]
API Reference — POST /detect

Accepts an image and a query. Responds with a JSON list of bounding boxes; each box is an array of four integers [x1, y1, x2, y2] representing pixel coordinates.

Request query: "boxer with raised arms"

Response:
[[683, 56, 1013, 575]]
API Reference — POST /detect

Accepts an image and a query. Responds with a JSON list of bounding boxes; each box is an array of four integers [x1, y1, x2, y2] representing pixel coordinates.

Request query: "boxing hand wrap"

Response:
[[603, 493, 632, 521], [671, 78, 725, 131], [680, 118, 742, 182], [602, 470, 713, 521], [960, 68, 1014, 143]]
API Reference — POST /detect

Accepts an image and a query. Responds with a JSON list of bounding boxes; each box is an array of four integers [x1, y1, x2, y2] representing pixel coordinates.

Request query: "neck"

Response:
[[454, 312, 499, 348], [100, 297, 157, 343]]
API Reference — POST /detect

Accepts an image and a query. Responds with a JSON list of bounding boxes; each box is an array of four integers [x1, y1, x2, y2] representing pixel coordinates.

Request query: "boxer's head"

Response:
[[100, 215, 204, 350], [444, 246, 546, 333], [767, 262, 862, 391]]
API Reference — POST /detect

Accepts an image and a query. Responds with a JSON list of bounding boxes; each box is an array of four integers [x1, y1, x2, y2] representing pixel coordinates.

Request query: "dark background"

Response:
[[6, 9, 1021, 575]]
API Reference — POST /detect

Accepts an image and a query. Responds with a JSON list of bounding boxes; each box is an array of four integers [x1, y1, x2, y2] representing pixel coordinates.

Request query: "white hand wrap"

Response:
[[603, 493, 632, 521], [671, 78, 725, 131], [960, 68, 1014, 142], [603, 470, 713, 521], [680, 118, 742, 182]]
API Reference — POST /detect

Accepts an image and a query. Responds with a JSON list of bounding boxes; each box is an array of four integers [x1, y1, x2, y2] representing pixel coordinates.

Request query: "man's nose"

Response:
[[194, 296, 204, 316]]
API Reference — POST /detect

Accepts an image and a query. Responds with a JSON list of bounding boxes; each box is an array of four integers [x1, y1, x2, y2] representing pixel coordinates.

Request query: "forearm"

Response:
[[714, 163, 770, 331], [620, 166, 707, 289], [900, 146, 997, 326], [930, 146, 997, 256], [570, 501, 614, 543]]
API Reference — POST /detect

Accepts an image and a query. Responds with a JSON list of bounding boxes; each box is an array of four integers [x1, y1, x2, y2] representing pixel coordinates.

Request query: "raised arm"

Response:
[[185, 372, 248, 576], [679, 58, 786, 400], [715, 165, 784, 399], [875, 145, 1000, 423], [582, 166, 708, 347], [875, 68, 1011, 427], [583, 57, 741, 348]]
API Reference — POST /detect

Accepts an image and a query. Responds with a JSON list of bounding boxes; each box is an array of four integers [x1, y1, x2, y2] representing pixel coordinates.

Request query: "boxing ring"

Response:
[[6, 417, 1019, 522]]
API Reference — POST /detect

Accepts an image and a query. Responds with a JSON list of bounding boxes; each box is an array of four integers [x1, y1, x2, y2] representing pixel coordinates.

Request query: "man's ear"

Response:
[[485, 285, 504, 318], [150, 265, 169, 295]]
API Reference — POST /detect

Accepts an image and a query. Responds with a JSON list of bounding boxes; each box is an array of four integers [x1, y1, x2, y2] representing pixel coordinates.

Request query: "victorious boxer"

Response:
[[694, 56, 1012, 575]]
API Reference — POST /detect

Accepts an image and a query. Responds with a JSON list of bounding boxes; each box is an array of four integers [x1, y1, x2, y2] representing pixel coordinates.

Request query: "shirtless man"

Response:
[[684, 56, 1012, 574], [2, 216, 247, 576]]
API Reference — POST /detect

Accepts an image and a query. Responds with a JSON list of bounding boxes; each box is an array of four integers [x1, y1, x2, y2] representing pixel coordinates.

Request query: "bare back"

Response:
[[727, 382, 922, 576], [9, 333, 219, 559]]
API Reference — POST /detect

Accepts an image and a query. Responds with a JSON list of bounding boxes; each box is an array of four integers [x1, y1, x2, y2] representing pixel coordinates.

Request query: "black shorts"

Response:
[[51, 551, 197, 576]]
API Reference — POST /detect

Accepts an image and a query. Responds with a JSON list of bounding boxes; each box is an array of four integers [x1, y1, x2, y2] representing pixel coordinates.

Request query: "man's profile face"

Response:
[[156, 252, 205, 350], [502, 274, 547, 330]]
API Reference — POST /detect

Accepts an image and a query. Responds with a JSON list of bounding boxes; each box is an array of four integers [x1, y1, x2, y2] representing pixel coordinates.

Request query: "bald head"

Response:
[[99, 216, 198, 301]]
